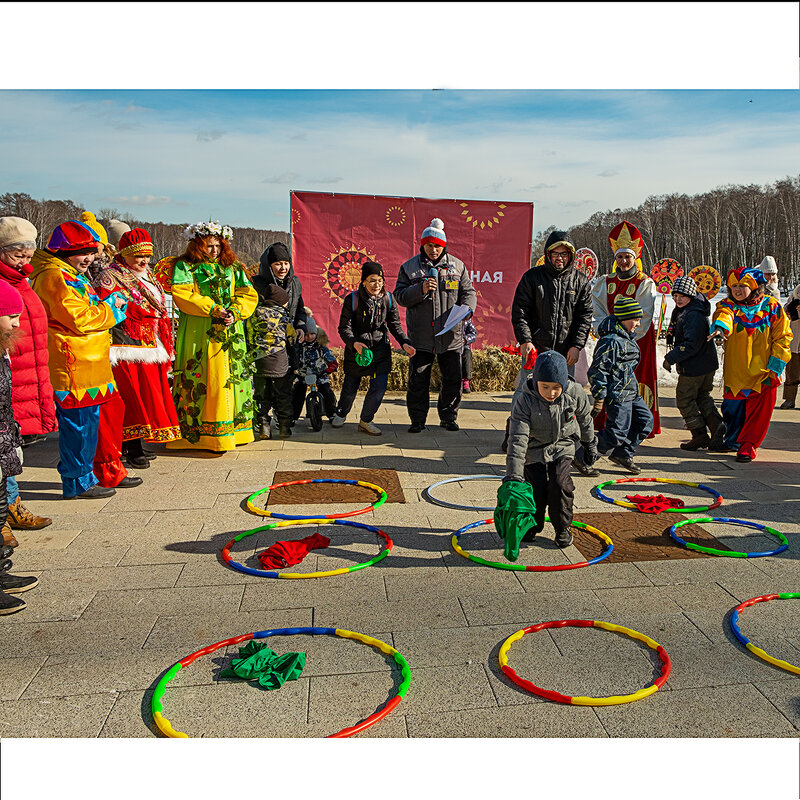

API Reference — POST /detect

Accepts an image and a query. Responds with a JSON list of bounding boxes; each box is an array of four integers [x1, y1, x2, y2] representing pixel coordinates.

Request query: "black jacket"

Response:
[[511, 232, 592, 355], [338, 287, 410, 378], [253, 244, 307, 334], [664, 295, 718, 377]]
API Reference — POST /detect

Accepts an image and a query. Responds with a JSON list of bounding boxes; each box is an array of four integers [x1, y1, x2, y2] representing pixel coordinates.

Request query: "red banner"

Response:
[[290, 191, 534, 348]]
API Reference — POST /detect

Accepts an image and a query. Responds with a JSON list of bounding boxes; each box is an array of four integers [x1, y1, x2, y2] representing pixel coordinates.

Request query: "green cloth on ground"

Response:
[[220, 640, 306, 690], [494, 481, 538, 562]]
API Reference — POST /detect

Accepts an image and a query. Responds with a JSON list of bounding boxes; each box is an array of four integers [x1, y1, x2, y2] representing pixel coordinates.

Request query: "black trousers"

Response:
[[523, 456, 575, 535], [253, 373, 294, 426], [292, 379, 337, 420], [407, 349, 462, 424], [461, 347, 473, 381]]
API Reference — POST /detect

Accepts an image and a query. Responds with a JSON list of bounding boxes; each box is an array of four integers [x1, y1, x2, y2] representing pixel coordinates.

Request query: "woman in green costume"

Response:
[[167, 222, 258, 451]]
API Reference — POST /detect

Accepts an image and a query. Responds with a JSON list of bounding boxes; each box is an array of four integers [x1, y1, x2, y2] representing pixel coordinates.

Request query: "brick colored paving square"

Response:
[[267, 468, 405, 505]]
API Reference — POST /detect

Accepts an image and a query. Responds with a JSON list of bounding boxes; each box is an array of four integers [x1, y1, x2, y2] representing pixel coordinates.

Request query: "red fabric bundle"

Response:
[[625, 494, 685, 514], [257, 532, 331, 569]]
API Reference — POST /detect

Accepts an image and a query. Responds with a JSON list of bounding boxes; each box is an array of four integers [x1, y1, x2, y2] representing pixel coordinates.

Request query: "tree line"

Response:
[[531, 174, 800, 290]]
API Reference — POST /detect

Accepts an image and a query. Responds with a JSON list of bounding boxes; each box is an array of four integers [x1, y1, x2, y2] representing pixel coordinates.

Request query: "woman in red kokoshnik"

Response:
[[591, 220, 660, 435], [96, 228, 180, 468]]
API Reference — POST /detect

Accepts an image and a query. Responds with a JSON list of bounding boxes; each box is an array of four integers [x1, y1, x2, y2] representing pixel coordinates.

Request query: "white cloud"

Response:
[[197, 130, 226, 142], [101, 195, 172, 205], [262, 172, 300, 184], [598, 169, 619, 178]]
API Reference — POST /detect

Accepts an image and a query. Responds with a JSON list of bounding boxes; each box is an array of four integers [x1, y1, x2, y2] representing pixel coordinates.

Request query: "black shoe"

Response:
[[555, 529, 574, 548], [117, 476, 143, 488], [278, 425, 292, 439], [142, 449, 157, 461], [572, 455, 599, 477], [408, 422, 426, 433], [72, 485, 116, 499], [440, 420, 460, 431], [0, 573, 38, 594], [521, 528, 539, 543], [609, 455, 641, 474], [0, 591, 25, 615], [126, 455, 150, 469]]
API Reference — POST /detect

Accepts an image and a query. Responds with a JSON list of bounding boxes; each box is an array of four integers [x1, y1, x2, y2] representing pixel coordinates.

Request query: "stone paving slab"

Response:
[[0, 583, 94, 625], [313, 595, 468, 633], [10, 544, 130, 571], [0, 657, 47, 701], [459, 589, 610, 627], [0, 694, 119, 738], [240, 573, 387, 612], [14, 528, 81, 550]]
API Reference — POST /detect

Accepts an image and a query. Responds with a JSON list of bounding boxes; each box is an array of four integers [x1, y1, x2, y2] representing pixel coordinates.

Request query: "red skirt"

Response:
[[112, 360, 181, 443]]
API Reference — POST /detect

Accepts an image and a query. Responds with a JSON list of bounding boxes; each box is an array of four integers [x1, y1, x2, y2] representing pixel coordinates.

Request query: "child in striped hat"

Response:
[[586, 295, 654, 474]]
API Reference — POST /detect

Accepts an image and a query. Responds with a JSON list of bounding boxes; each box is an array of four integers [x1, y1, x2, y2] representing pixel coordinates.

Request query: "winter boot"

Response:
[[1, 522, 18, 549], [462, 380, 471, 394], [278, 422, 292, 439], [257, 415, 271, 440], [555, 529, 574, 548], [706, 414, 729, 451], [680, 427, 710, 450], [779, 398, 796, 409]]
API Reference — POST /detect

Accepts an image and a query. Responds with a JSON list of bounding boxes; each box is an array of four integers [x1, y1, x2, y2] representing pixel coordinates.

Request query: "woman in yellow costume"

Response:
[[167, 222, 258, 451]]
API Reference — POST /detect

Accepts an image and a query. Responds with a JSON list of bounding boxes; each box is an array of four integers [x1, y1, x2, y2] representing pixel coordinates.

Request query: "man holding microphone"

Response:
[[394, 218, 477, 432]]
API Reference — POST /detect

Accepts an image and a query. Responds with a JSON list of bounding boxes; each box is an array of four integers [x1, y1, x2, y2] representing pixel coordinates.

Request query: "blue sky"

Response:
[[1, 4, 798, 239], [3, 88, 798, 236]]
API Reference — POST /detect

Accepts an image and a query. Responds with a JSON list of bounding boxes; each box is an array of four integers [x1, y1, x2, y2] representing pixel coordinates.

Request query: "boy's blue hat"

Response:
[[531, 349, 569, 392]]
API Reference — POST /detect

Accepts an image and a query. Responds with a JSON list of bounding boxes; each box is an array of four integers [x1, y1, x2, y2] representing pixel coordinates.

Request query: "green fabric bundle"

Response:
[[220, 640, 306, 690], [494, 481, 537, 562]]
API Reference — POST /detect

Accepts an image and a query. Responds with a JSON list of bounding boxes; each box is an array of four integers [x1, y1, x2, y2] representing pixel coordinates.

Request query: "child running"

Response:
[[588, 295, 654, 474], [504, 350, 597, 548]]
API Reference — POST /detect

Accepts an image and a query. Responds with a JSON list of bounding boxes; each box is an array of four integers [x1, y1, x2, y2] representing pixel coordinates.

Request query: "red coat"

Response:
[[0, 259, 57, 435]]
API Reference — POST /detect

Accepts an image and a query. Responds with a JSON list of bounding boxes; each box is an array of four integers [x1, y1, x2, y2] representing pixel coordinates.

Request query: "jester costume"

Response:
[[28, 223, 127, 497], [96, 229, 180, 467], [591, 220, 660, 435], [711, 266, 792, 461], [168, 251, 258, 451]]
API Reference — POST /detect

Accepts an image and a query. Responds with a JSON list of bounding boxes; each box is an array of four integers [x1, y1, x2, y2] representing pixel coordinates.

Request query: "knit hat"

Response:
[[421, 218, 447, 247], [118, 228, 153, 259], [106, 219, 132, 245], [264, 283, 289, 305], [671, 275, 698, 298], [531, 349, 569, 392], [0, 281, 23, 316], [609, 220, 643, 259], [79, 212, 108, 246], [360, 261, 384, 281], [759, 255, 778, 275], [0, 217, 37, 250], [265, 242, 291, 266], [46, 221, 99, 254], [727, 265, 766, 291], [613, 295, 644, 320]]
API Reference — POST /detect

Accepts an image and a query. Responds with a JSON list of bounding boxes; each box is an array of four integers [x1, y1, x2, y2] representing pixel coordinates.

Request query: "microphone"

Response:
[[427, 266, 438, 298]]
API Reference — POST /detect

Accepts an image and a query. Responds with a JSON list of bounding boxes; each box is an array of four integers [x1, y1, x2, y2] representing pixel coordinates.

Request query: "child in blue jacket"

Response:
[[587, 296, 653, 474]]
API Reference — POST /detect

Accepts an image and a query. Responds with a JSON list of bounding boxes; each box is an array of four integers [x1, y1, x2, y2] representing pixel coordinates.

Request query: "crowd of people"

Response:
[[0, 211, 794, 612]]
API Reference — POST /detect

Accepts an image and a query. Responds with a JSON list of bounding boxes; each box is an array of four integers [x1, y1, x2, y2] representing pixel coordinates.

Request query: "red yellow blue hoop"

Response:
[[592, 477, 722, 514], [246, 479, 387, 520], [730, 594, 800, 674]]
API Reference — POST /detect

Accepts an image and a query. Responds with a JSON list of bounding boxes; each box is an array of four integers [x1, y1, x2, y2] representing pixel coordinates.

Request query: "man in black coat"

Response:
[[504, 230, 593, 453]]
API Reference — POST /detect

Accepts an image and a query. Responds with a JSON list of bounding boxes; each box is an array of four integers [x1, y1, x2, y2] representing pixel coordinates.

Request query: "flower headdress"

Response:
[[181, 220, 233, 241]]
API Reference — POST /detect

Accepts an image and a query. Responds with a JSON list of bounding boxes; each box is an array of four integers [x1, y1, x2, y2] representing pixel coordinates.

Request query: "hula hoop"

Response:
[[222, 517, 393, 579], [424, 475, 501, 511], [151, 626, 411, 738], [498, 620, 671, 705], [592, 477, 723, 513], [246, 478, 387, 520], [451, 517, 613, 571], [669, 517, 788, 558], [730, 593, 800, 675]]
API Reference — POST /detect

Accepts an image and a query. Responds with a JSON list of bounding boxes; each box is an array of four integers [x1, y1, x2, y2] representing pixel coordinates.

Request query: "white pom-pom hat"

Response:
[[421, 217, 447, 247]]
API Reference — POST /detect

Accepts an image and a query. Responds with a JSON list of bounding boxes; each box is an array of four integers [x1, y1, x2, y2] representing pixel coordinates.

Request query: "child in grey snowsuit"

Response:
[[505, 350, 596, 548]]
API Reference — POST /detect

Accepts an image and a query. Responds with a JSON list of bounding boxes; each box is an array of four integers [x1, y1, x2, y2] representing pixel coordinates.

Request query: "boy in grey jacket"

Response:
[[394, 218, 476, 432], [505, 350, 597, 548]]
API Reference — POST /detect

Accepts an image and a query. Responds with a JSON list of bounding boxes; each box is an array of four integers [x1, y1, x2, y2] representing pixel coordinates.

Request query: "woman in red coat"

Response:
[[96, 228, 180, 469], [0, 217, 53, 536]]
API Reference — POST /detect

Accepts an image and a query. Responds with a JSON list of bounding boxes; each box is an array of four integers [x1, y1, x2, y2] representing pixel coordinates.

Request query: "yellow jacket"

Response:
[[712, 294, 793, 396], [29, 249, 126, 404], [170, 259, 258, 321]]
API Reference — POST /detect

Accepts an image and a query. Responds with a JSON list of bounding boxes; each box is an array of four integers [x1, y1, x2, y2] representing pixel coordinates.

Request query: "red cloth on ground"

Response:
[[624, 494, 685, 514], [257, 533, 331, 569], [94, 389, 128, 487], [112, 360, 180, 442], [0, 261, 57, 435]]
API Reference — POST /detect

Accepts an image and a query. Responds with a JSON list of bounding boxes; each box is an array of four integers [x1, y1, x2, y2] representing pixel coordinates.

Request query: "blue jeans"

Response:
[[597, 395, 654, 460], [721, 397, 746, 448], [56, 404, 101, 498], [337, 373, 389, 423], [6, 475, 18, 504]]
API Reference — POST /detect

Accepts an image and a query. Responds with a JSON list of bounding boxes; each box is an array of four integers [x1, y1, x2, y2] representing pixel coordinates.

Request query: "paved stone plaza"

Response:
[[1, 388, 798, 738]]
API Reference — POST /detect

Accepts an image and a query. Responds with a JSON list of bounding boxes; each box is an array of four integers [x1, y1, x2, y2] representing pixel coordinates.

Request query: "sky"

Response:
[[1, 4, 798, 240]]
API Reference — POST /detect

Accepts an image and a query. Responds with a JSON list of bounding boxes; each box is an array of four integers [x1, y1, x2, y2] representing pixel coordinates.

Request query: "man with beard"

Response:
[[505, 231, 593, 464]]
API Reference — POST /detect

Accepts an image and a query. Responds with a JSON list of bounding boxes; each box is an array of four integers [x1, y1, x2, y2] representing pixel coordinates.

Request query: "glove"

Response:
[[325, 360, 338, 374], [582, 440, 599, 466], [662, 359, 672, 372], [591, 397, 604, 418]]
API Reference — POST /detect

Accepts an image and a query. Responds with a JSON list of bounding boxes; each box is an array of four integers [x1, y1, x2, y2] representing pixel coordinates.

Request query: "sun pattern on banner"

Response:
[[459, 202, 507, 229], [321, 244, 378, 302], [474, 296, 512, 343], [385, 205, 406, 227], [291, 209, 301, 227]]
